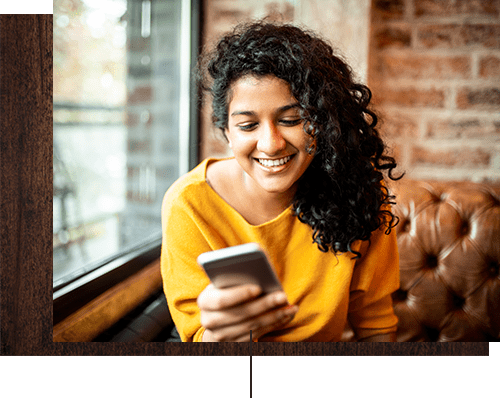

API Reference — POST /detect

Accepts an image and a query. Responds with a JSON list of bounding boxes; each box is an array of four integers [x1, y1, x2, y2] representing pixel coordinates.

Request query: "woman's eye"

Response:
[[281, 119, 301, 126], [238, 123, 258, 131]]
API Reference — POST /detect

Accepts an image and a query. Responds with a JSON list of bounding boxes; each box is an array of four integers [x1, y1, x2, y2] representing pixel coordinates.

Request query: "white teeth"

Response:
[[258, 155, 291, 167]]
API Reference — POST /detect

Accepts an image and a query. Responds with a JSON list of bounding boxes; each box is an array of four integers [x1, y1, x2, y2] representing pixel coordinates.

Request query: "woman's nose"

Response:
[[256, 123, 286, 154]]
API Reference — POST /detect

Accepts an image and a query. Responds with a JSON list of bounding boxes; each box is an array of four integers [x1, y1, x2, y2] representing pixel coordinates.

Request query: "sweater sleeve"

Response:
[[160, 185, 212, 342], [347, 224, 400, 340]]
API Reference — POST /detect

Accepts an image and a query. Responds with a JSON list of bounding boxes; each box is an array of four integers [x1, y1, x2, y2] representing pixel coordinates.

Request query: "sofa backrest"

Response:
[[391, 179, 500, 341]]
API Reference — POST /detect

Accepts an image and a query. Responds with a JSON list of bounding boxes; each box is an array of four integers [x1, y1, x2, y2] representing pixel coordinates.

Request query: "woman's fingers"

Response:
[[197, 283, 262, 311], [200, 289, 290, 330], [205, 304, 299, 342], [197, 283, 299, 342], [240, 304, 299, 341], [203, 290, 288, 329]]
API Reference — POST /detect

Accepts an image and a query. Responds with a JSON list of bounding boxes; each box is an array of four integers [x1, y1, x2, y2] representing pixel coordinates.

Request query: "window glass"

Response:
[[53, 0, 192, 289]]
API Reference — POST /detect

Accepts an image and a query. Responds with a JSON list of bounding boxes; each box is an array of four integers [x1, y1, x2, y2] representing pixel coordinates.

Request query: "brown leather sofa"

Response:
[[345, 178, 500, 342], [85, 178, 500, 342], [389, 178, 500, 342]]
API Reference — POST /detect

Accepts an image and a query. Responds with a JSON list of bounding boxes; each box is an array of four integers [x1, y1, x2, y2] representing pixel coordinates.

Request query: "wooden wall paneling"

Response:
[[0, 14, 489, 356], [1, 14, 53, 356]]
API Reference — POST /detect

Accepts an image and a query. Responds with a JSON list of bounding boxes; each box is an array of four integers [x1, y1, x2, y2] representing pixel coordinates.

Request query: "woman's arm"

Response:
[[348, 225, 400, 342]]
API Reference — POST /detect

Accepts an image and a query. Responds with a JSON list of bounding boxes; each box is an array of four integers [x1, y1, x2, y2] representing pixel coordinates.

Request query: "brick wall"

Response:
[[369, 0, 500, 181], [199, 0, 500, 182]]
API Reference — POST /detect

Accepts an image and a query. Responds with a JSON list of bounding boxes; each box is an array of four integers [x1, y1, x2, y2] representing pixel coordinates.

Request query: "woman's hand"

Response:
[[197, 283, 298, 342]]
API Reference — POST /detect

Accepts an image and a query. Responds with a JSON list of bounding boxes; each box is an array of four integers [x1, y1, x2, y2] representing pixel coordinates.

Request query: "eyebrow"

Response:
[[230, 103, 300, 117]]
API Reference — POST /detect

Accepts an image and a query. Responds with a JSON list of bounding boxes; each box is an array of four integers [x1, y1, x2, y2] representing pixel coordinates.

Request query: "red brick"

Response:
[[265, 2, 294, 22], [372, 0, 405, 20], [462, 25, 500, 48], [411, 146, 491, 167], [374, 87, 446, 108], [385, 141, 402, 159], [128, 86, 152, 104], [380, 113, 419, 139], [480, 55, 500, 78], [213, 7, 251, 24], [374, 55, 471, 79], [372, 26, 412, 49], [418, 24, 500, 49], [382, 141, 405, 171], [415, 0, 500, 18], [456, 87, 500, 109], [426, 118, 500, 139]]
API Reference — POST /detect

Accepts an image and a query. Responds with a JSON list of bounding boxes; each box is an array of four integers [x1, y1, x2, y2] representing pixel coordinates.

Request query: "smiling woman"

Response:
[[160, 21, 402, 343]]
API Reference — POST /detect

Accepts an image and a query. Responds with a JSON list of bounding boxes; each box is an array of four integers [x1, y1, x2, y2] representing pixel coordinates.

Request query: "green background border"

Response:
[[0, 0, 500, 398]]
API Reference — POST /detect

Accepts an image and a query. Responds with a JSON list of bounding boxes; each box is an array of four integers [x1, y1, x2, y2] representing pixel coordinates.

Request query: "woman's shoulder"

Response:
[[162, 157, 233, 210], [205, 157, 238, 193], [165, 159, 206, 197]]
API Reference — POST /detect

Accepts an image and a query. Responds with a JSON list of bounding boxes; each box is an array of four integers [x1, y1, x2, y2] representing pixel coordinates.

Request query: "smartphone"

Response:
[[197, 243, 283, 294]]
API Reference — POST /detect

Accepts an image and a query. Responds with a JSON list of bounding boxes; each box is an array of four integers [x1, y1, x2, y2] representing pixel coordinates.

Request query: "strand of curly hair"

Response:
[[197, 21, 403, 257]]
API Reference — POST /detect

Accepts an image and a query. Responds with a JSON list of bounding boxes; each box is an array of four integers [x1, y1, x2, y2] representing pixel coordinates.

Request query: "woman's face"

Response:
[[224, 74, 315, 198]]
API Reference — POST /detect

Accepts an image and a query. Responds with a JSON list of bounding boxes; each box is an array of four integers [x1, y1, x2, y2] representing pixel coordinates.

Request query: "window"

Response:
[[53, 0, 199, 318]]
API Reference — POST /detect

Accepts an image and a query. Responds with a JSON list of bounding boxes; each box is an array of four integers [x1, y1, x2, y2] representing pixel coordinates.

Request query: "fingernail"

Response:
[[250, 285, 262, 296], [274, 292, 287, 305], [280, 310, 296, 323]]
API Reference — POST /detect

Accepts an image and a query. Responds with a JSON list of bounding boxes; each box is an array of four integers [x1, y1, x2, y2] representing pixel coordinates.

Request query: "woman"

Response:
[[161, 21, 401, 342]]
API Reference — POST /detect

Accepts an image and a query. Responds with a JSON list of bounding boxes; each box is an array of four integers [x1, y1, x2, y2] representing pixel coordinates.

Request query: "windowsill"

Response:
[[53, 235, 161, 325], [53, 257, 164, 342]]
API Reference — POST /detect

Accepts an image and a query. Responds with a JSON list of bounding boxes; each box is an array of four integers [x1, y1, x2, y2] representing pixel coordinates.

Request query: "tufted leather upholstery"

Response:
[[388, 179, 500, 342]]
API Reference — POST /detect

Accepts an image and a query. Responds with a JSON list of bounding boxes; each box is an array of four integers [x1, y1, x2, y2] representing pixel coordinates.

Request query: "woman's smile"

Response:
[[255, 154, 294, 170]]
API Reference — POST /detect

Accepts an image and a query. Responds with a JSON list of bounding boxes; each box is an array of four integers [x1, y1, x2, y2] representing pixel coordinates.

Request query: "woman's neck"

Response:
[[242, 171, 295, 208]]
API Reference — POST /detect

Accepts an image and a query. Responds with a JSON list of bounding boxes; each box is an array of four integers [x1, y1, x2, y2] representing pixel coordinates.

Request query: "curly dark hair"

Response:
[[197, 21, 402, 257]]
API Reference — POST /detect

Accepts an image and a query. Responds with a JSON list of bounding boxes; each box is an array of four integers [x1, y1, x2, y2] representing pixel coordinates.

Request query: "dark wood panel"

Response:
[[0, 14, 489, 357], [1, 14, 53, 356]]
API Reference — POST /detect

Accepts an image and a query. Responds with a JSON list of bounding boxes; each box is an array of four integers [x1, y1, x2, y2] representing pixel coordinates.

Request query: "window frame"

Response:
[[53, 0, 202, 324]]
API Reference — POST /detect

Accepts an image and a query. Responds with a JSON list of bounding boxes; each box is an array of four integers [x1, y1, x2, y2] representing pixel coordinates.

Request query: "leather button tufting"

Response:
[[489, 262, 499, 277], [452, 295, 465, 309], [460, 220, 469, 236], [430, 194, 441, 203], [392, 289, 408, 302], [425, 327, 440, 341], [402, 219, 411, 233], [426, 254, 438, 269], [488, 194, 500, 207]]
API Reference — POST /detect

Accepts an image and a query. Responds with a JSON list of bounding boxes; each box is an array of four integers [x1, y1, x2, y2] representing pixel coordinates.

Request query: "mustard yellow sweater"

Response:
[[161, 158, 399, 342]]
